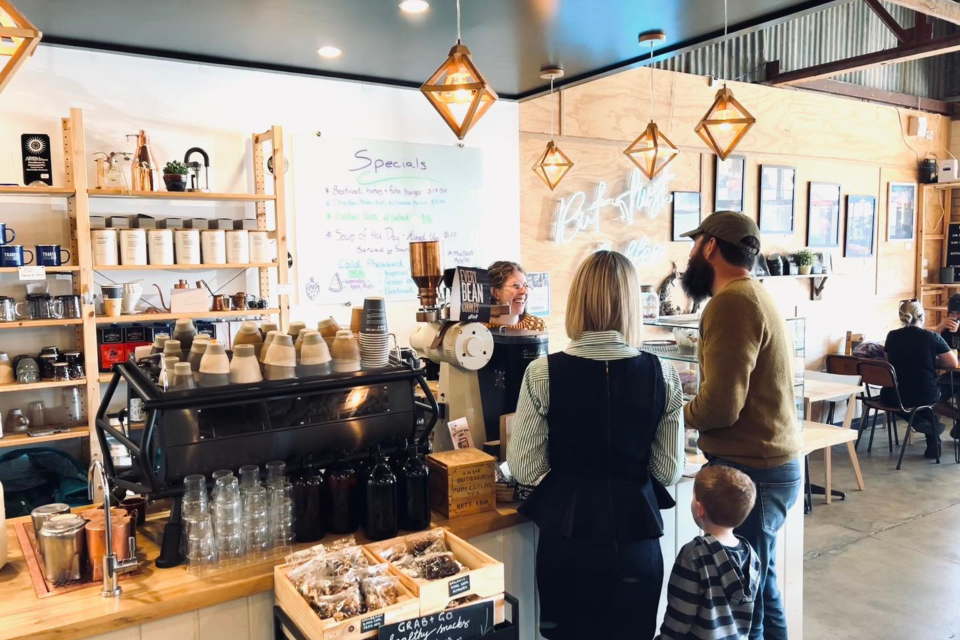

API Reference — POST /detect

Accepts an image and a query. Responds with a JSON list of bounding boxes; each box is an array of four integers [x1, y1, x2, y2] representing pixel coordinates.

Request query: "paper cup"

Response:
[[362, 297, 388, 334], [350, 307, 363, 333]]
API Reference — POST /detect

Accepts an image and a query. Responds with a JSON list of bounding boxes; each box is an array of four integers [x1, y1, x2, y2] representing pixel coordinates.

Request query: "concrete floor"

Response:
[[804, 423, 960, 639]]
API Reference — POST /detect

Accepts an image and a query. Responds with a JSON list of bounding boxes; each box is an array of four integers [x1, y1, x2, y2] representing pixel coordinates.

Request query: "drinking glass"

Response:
[[185, 513, 216, 574], [211, 469, 233, 502], [28, 401, 45, 428], [241, 485, 269, 560], [239, 464, 260, 490], [265, 460, 286, 488], [213, 475, 243, 566], [267, 481, 295, 550]]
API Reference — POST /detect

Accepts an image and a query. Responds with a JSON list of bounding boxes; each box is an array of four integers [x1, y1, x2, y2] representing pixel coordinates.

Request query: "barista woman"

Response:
[[507, 250, 685, 640], [486, 261, 547, 331]]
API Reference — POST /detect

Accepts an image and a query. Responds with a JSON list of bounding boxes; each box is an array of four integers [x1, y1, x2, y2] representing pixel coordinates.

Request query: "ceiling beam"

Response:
[[792, 78, 959, 114], [765, 31, 960, 85], [882, 0, 960, 25], [863, 0, 909, 42]]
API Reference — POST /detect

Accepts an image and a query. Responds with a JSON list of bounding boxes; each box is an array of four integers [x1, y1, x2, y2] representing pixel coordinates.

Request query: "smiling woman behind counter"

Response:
[[486, 261, 547, 331]]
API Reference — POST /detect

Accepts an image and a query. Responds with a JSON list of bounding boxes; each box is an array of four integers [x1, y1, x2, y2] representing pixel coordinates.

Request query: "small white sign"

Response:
[[275, 283, 293, 296], [447, 417, 474, 450], [18, 266, 46, 281], [526, 271, 550, 318]]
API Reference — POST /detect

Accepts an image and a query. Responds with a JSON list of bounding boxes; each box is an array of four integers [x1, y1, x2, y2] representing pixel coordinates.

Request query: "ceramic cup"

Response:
[[287, 321, 306, 340], [260, 330, 280, 364], [229, 344, 263, 384], [173, 319, 198, 354], [151, 333, 170, 355], [169, 362, 196, 391], [198, 343, 230, 387], [0, 244, 33, 267], [36, 244, 71, 267], [0, 223, 16, 245], [260, 322, 279, 340], [233, 321, 264, 359], [103, 298, 122, 317], [187, 338, 210, 371], [331, 330, 361, 373], [298, 332, 332, 377], [264, 334, 296, 380], [295, 327, 312, 357]]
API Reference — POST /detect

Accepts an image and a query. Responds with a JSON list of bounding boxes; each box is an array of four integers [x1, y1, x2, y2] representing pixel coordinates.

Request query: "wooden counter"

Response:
[[0, 506, 526, 640]]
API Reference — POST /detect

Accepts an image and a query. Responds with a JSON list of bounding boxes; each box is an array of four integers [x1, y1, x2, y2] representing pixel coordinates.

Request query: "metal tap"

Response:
[[88, 459, 138, 597]]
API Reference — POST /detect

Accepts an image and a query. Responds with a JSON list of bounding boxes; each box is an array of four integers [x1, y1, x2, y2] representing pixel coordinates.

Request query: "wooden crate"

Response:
[[274, 547, 421, 640], [426, 449, 497, 518], [366, 529, 506, 616]]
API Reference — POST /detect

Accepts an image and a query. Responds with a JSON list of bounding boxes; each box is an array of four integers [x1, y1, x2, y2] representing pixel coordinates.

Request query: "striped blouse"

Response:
[[507, 330, 686, 487]]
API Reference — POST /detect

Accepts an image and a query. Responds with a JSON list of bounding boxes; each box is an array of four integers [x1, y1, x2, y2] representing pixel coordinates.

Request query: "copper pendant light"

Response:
[[420, 0, 498, 140], [533, 66, 574, 191], [694, 0, 755, 160], [623, 30, 678, 180], [0, 1, 41, 96]]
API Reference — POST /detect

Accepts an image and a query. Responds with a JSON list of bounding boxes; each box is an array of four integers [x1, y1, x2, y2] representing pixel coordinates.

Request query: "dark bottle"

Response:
[[364, 446, 399, 541], [292, 459, 325, 542], [398, 441, 431, 531], [390, 439, 410, 475], [324, 453, 360, 534]]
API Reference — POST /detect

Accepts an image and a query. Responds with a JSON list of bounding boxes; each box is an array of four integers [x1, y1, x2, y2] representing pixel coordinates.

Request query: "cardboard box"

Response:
[[107, 216, 130, 229], [184, 218, 209, 229], [159, 217, 184, 229], [89, 216, 106, 229], [426, 449, 496, 518], [234, 218, 260, 230], [129, 214, 157, 229], [209, 218, 234, 229]]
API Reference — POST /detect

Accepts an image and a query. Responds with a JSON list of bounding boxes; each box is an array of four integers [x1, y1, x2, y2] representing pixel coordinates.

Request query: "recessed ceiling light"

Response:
[[317, 46, 342, 58], [400, 1, 429, 14]]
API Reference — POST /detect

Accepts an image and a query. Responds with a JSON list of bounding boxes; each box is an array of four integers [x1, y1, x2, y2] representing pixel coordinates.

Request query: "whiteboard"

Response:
[[292, 136, 483, 304]]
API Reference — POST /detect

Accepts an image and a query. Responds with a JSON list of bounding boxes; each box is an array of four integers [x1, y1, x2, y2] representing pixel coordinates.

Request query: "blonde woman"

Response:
[[507, 250, 684, 640], [883, 299, 958, 457]]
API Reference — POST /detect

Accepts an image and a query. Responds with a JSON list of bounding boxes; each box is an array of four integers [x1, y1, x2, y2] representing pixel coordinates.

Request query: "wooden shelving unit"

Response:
[[93, 263, 276, 272], [0, 426, 90, 450], [0, 109, 290, 477], [88, 189, 275, 202], [94, 309, 280, 324], [917, 184, 959, 328]]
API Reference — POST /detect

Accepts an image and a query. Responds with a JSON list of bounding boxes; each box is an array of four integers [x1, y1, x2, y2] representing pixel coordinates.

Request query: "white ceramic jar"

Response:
[[225, 230, 249, 264], [147, 229, 174, 265], [201, 230, 226, 265], [91, 229, 119, 266], [175, 229, 201, 265], [248, 231, 271, 263]]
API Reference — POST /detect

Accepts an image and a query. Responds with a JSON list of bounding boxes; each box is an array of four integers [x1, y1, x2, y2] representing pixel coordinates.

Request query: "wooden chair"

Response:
[[857, 360, 939, 469]]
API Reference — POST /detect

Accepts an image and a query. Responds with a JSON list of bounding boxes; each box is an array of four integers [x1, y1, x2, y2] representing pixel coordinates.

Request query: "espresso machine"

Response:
[[407, 240, 548, 451]]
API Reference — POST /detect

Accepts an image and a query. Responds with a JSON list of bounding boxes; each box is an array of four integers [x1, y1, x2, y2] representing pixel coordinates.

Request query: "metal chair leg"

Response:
[[826, 401, 836, 426], [897, 411, 918, 470], [855, 407, 871, 451], [868, 411, 879, 453], [887, 413, 895, 453]]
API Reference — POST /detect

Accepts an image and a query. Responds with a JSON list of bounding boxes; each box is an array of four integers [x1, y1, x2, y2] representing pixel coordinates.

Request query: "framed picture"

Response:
[[845, 195, 876, 257], [672, 191, 702, 241], [807, 182, 841, 248], [888, 182, 917, 241], [715, 155, 745, 212], [758, 165, 796, 234]]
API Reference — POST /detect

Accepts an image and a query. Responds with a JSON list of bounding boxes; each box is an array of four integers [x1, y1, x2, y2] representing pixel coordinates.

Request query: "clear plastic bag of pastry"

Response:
[[361, 575, 401, 611], [289, 556, 329, 589], [407, 529, 447, 557], [399, 551, 464, 581], [313, 586, 363, 621], [325, 546, 369, 577], [343, 563, 391, 583], [298, 570, 334, 601], [285, 544, 326, 568], [325, 535, 357, 553], [378, 541, 410, 563]]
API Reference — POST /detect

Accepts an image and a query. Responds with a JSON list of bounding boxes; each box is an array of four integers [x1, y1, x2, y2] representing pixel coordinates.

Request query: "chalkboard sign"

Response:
[[948, 224, 960, 267], [377, 600, 495, 640]]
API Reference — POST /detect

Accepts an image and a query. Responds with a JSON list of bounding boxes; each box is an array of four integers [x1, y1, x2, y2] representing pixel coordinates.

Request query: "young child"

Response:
[[656, 465, 761, 640]]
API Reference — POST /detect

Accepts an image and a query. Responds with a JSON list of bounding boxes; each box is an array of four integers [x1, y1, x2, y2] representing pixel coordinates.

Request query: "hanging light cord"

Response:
[[723, 0, 728, 87], [649, 42, 655, 121], [550, 76, 556, 142], [456, 0, 461, 43]]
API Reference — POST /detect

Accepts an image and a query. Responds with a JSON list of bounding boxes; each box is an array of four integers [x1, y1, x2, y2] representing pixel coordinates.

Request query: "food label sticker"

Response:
[[18, 266, 45, 281], [448, 575, 471, 597], [361, 614, 385, 632]]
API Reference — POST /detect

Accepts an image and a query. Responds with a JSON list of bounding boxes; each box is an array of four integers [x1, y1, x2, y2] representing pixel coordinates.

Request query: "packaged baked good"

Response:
[[408, 529, 447, 557], [344, 563, 391, 583], [313, 587, 363, 621], [325, 546, 369, 576], [419, 552, 463, 580], [379, 541, 410, 563], [299, 571, 334, 601], [326, 535, 357, 552], [289, 556, 329, 588], [286, 544, 326, 568], [361, 576, 401, 611]]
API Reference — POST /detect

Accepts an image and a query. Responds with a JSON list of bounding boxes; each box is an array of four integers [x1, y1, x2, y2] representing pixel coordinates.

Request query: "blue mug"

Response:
[[0, 224, 16, 245], [1, 245, 33, 267], [36, 244, 71, 267]]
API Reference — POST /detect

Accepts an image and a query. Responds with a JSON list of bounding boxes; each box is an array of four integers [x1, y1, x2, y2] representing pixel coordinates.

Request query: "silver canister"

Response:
[[31, 503, 70, 536], [39, 514, 86, 584]]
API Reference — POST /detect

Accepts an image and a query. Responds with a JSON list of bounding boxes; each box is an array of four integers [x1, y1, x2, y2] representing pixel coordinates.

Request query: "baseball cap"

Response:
[[680, 210, 761, 255], [949, 294, 960, 313]]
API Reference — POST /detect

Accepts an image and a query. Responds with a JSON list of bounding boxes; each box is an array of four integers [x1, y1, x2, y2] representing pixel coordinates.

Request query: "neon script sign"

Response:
[[552, 168, 671, 264]]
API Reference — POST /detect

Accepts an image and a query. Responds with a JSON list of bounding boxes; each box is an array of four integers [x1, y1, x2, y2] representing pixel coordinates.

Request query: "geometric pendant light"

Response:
[[420, 0, 498, 140], [695, 0, 755, 160], [623, 30, 678, 180], [533, 66, 574, 191], [0, 0, 41, 96]]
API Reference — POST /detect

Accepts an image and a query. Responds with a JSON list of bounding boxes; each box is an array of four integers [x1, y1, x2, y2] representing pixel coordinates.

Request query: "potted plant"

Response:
[[794, 249, 815, 275], [162, 160, 189, 192]]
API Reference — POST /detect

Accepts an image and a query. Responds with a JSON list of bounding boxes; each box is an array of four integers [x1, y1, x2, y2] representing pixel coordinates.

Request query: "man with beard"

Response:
[[679, 211, 802, 640]]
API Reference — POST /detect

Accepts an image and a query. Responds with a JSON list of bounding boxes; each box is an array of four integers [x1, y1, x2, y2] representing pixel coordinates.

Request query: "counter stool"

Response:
[[857, 360, 938, 470]]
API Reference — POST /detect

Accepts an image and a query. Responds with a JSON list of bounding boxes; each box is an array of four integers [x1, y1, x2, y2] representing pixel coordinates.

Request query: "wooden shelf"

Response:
[[0, 425, 89, 450], [0, 318, 83, 329], [0, 266, 79, 274], [94, 262, 276, 271], [926, 183, 960, 191], [0, 186, 75, 197], [757, 274, 836, 280], [94, 308, 280, 324], [88, 189, 275, 202], [0, 379, 88, 394]]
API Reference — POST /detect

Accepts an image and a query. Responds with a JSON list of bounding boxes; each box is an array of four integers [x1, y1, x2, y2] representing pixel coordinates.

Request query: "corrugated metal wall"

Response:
[[654, 0, 959, 100]]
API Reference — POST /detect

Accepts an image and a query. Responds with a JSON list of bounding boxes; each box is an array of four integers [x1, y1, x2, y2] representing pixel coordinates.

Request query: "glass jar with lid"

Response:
[[640, 285, 659, 321]]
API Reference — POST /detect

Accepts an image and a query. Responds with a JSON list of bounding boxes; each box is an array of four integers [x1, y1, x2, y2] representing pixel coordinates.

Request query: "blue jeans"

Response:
[[708, 457, 802, 640]]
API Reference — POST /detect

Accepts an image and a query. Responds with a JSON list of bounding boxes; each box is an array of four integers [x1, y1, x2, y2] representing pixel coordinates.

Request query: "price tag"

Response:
[[276, 283, 293, 296], [361, 614, 385, 633], [18, 266, 46, 281], [448, 575, 471, 597]]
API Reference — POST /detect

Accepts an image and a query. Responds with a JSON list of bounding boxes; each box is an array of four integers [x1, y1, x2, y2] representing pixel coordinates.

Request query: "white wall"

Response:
[[0, 45, 521, 349]]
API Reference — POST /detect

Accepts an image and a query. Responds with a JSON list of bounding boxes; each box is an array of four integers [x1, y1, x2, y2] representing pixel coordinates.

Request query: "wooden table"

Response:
[[802, 378, 867, 503]]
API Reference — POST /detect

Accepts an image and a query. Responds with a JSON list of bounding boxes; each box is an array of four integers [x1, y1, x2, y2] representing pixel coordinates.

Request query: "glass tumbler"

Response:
[[267, 481, 295, 550], [239, 464, 260, 490], [185, 513, 216, 573], [213, 475, 243, 566], [265, 460, 286, 488], [241, 485, 269, 560]]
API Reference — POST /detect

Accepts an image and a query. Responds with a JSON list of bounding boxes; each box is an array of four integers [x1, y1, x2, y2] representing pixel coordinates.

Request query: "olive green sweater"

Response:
[[684, 277, 802, 468]]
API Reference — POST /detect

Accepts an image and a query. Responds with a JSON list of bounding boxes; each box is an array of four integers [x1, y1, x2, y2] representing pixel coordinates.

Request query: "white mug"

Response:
[[226, 230, 249, 264], [249, 231, 271, 264], [119, 229, 147, 266], [201, 230, 226, 265], [175, 229, 201, 265], [148, 229, 174, 265], [91, 229, 119, 266]]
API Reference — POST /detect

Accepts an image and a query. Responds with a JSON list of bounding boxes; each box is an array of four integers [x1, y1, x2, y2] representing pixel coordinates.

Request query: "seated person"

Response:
[[485, 261, 546, 331], [935, 294, 960, 413], [883, 300, 959, 456]]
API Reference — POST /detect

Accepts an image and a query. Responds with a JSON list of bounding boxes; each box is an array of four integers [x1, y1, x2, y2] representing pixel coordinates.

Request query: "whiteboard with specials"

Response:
[[293, 136, 483, 303]]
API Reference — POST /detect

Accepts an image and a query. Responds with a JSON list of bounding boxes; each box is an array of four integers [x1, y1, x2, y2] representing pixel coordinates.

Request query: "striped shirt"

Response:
[[657, 534, 761, 640], [507, 330, 685, 487]]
